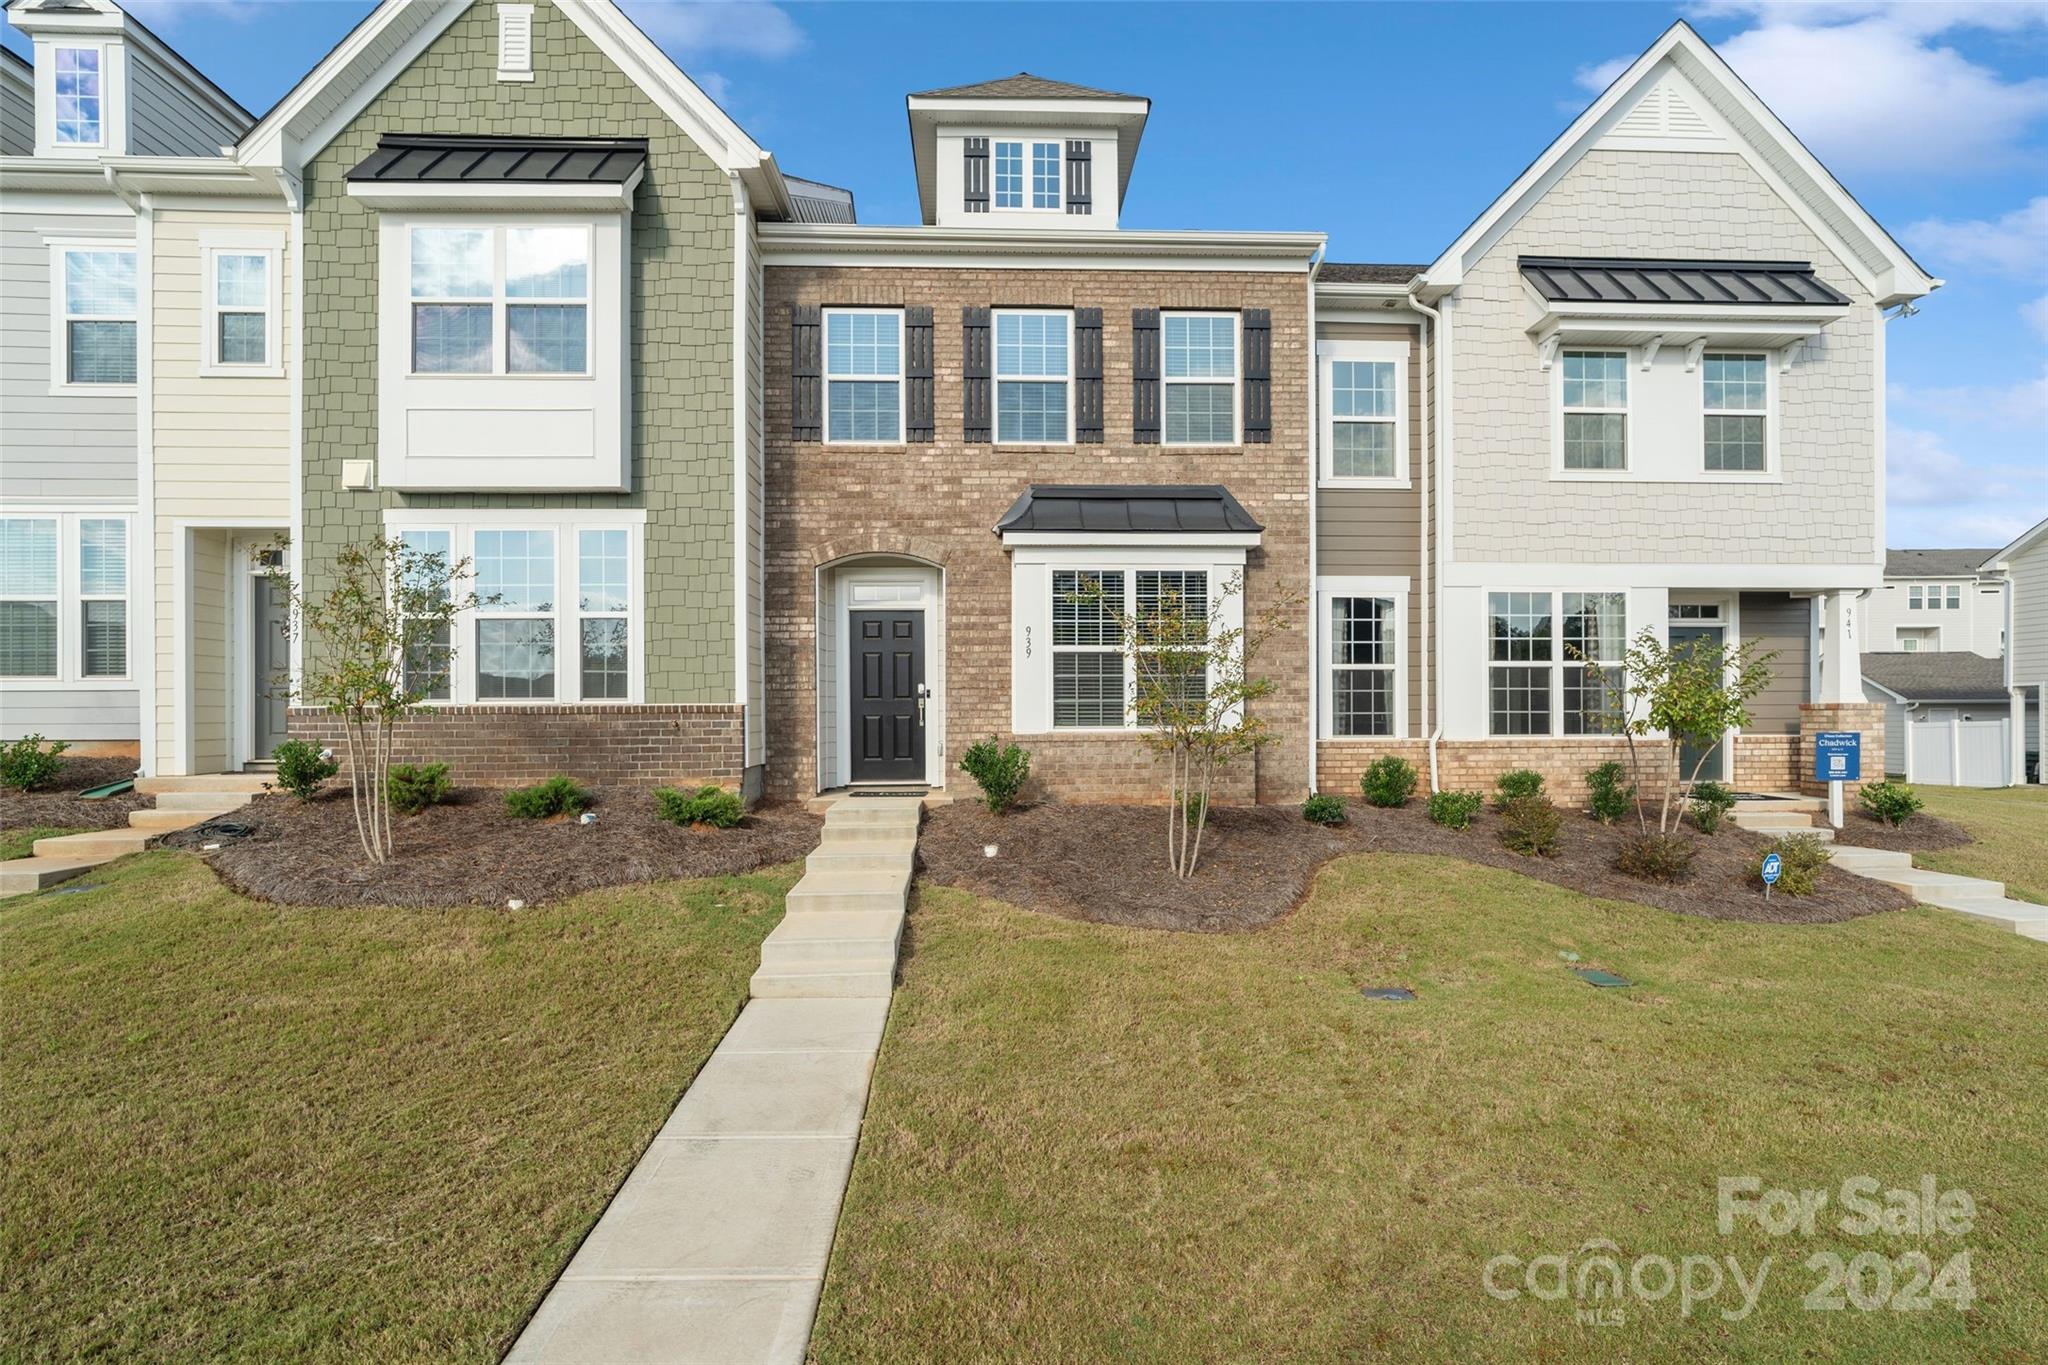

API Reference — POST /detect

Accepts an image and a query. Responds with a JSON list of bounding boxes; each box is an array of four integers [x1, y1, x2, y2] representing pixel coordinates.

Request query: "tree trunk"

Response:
[[1187, 752, 1215, 876]]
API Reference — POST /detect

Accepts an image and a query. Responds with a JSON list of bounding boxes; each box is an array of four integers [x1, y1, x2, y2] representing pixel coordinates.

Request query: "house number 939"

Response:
[[1023, 625, 1032, 659]]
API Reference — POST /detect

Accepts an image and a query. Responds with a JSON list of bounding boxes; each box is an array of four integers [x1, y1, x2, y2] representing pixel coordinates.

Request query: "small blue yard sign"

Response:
[[1761, 852, 1783, 887], [1814, 731, 1862, 783]]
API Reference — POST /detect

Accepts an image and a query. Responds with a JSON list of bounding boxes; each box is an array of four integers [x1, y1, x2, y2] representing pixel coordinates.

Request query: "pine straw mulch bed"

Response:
[[916, 797, 1915, 933], [156, 786, 821, 908], [1826, 809, 1974, 853], [1, 756, 149, 834]]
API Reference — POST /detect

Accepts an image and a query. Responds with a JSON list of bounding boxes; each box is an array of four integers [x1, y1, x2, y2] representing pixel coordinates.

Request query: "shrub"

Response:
[[1360, 756, 1418, 808], [1182, 790, 1209, 825], [1302, 793, 1347, 826], [0, 734, 68, 792], [386, 762, 452, 816], [1751, 832, 1831, 896], [1494, 768, 1545, 806], [655, 784, 744, 829], [1584, 761, 1633, 825], [1427, 789, 1484, 831], [959, 736, 1030, 814], [1859, 780, 1923, 827], [272, 739, 338, 801], [1615, 832, 1698, 882], [1689, 781, 1738, 835], [1498, 794, 1562, 857], [505, 775, 589, 820]]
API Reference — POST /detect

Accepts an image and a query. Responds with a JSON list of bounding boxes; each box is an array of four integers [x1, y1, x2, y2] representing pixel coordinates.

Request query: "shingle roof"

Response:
[[1885, 548, 1999, 579], [911, 73, 1145, 102], [1861, 652, 2011, 703], [346, 135, 648, 184], [994, 485, 1263, 536], [1321, 262, 1427, 284], [1519, 257, 1851, 307]]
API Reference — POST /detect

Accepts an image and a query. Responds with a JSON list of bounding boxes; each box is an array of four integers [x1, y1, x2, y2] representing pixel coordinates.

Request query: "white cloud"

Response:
[[1904, 197, 2048, 283], [618, 1, 805, 59], [1885, 425, 2048, 546], [1891, 368, 2048, 430], [1577, 4, 2048, 176], [2025, 295, 2048, 342], [121, 0, 265, 27]]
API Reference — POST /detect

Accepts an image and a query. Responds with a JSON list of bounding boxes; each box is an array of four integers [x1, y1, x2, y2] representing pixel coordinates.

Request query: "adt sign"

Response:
[[1761, 852, 1783, 889], [1814, 731, 1861, 783]]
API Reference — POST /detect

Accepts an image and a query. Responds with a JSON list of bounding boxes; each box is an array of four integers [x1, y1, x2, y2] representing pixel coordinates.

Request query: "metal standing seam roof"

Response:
[[1519, 256, 1851, 307], [346, 135, 649, 185], [1860, 652, 2012, 704], [1885, 548, 2000, 579], [995, 485, 1263, 536], [784, 174, 857, 224]]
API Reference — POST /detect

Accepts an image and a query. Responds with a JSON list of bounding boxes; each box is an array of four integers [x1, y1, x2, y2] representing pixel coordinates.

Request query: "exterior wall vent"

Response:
[[497, 5, 535, 82]]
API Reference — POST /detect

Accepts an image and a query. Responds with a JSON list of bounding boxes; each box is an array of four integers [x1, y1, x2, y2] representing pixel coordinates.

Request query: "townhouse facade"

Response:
[[3, 1, 1956, 802]]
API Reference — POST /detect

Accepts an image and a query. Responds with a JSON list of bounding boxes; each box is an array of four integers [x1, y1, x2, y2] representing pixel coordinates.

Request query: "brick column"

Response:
[[1797, 701, 1884, 798]]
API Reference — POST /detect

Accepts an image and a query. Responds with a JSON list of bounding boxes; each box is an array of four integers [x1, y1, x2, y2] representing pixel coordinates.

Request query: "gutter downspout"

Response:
[[1305, 244, 1323, 797], [1408, 284, 1444, 790]]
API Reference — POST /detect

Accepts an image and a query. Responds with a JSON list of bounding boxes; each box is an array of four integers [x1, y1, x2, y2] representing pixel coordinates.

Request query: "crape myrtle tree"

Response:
[[258, 536, 482, 864], [1076, 570, 1297, 878]]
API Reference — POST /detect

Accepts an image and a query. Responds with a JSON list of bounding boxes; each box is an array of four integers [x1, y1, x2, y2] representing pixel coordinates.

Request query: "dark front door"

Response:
[[1669, 623, 1727, 783], [253, 575, 289, 760], [850, 610, 925, 783]]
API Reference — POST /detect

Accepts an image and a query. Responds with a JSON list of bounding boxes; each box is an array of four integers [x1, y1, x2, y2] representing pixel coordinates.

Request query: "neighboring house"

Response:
[[1981, 517, 2048, 785], [1861, 652, 2023, 786], [0, 0, 255, 758], [1864, 548, 2006, 657]]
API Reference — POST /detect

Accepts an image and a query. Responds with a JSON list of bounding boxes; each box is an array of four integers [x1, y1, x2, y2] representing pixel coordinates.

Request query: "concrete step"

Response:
[[1734, 811, 1819, 829], [1932, 897, 2048, 935], [0, 855, 103, 898], [1736, 794, 1825, 811], [135, 774, 271, 796], [805, 846, 915, 876], [153, 789, 258, 812], [785, 867, 912, 915], [32, 827, 153, 860], [760, 910, 906, 967], [1827, 846, 1913, 871], [749, 959, 897, 999], [127, 808, 224, 832], [823, 809, 922, 834], [815, 823, 919, 852], [1866, 867, 2007, 902]]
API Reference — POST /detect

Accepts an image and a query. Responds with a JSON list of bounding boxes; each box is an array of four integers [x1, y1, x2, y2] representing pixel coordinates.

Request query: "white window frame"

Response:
[[49, 42, 108, 150], [1700, 350, 1773, 475], [48, 239, 137, 397], [1162, 311, 1240, 448], [575, 526, 632, 701], [403, 222, 593, 379], [1318, 340, 1410, 489], [1484, 587, 1630, 738], [993, 308, 1073, 446], [1317, 576, 1408, 739], [1553, 348, 1631, 476], [396, 526, 456, 701], [989, 139, 1063, 213], [381, 509, 645, 706], [200, 232, 285, 378], [1895, 626, 1938, 653], [0, 510, 132, 687], [822, 306, 905, 446]]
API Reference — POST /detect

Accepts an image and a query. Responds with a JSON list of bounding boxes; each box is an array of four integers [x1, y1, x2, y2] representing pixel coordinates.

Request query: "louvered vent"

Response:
[[497, 4, 534, 80], [1613, 77, 1718, 141]]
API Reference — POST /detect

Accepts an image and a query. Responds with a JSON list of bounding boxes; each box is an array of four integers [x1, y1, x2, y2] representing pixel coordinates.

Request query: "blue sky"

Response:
[[10, 1, 2043, 548]]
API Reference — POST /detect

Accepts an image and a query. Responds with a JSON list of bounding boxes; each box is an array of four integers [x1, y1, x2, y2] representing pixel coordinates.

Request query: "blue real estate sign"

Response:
[[1814, 731, 1862, 783]]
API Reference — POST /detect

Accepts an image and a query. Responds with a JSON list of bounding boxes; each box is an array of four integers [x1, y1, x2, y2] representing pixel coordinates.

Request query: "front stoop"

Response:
[[507, 801, 920, 1365], [1826, 845, 2048, 941], [1, 773, 268, 899]]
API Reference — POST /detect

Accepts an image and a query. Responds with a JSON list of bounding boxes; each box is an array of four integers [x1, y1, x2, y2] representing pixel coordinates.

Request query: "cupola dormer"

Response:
[[6, 0, 250, 158], [906, 73, 1149, 229]]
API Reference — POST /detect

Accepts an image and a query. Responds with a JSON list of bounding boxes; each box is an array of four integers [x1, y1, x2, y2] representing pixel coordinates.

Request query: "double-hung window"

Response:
[[202, 237, 283, 374], [398, 529, 454, 701], [993, 140, 1060, 209], [995, 310, 1071, 443], [1560, 592, 1626, 734], [1702, 353, 1768, 472], [53, 46, 103, 146], [1560, 350, 1627, 471], [1908, 586, 1923, 611], [1329, 596, 1397, 736], [55, 244, 137, 387], [1051, 569, 1125, 728], [1489, 589, 1626, 736], [577, 528, 631, 699], [1135, 570, 1208, 712], [474, 529, 557, 700], [1322, 341, 1408, 484], [1163, 313, 1238, 445], [824, 308, 903, 443], [409, 225, 589, 376], [0, 514, 128, 681], [1489, 592, 1553, 735]]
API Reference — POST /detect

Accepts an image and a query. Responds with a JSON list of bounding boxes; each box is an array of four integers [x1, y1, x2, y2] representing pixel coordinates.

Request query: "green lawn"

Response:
[[1911, 784, 2048, 904], [1, 852, 792, 1363], [815, 857, 2048, 1361], [0, 826, 84, 860]]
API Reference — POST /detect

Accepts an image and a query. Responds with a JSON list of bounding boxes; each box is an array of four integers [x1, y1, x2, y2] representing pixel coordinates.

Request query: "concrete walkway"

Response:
[[0, 774, 267, 898], [507, 796, 919, 1365]]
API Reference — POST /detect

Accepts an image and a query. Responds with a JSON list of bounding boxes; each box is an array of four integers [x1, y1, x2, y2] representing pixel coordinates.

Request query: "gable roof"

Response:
[[1885, 548, 1999, 579], [911, 73, 1145, 102], [7, 0, 254, 134], [1982, 517, 2048, 571], [1860, 652, 2010, 704], [1321, 262, 1427, 285], [1420, 21, 1938, 307]]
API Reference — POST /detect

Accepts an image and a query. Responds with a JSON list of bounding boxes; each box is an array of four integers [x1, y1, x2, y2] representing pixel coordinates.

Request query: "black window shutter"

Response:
[[963, 306, 992, 441], [963, 137, 989, 213], [791, 304, 821, 441], [1241, 308, 1271, 444], [905, 305, 934, 442], [1065, 140, 1092, 215], [1074, 307, 1103, 443], [1131, 308, 1160, 444]]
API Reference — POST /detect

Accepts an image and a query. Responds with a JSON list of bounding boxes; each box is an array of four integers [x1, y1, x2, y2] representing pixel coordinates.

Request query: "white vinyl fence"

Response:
[[1905, 716, 2010, 788]]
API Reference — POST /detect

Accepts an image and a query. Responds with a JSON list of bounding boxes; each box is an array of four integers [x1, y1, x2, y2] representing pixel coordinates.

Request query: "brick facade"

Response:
[[761, 265, 1314, 804], [287, 704, 744, 789], [1318, 738, 1676, 809], [1797, 701, 1886, 798], [1732, 734, 1801, 793]]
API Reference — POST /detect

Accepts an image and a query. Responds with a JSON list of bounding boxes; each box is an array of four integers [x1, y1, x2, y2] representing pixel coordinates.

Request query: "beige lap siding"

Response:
[[762, 265, 1313, 804], [286, 705, 745, 789]]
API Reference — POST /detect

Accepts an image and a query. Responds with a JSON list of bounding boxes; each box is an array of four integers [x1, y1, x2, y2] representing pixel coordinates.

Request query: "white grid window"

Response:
[[77, 518, 126, 678], [1908, 586, 1923, 611], [474, 529, 557, 700], [824, 308, 903, 443], [1489, 589, 1628, 736], [578, 528, 630, 700], [398, 528, 453, 701], [409, 225, 588, 376], [59, 246, 137, 386], [0, 514, 128, 681], [995, 310, 1071, 444], [1164, 313, 1237, 446], [210, 250, 273, 368], [1561, 350, 1627, 471], [1489, 591, 1553, 736], [1703, 353, 1768, 472], [993, 141, 1024, 209], [1560, 591, 1625, 735], [1031, 141, 1061, 208], [1330, 596, 1396, 736], [1051, 569, 1125, 728], [53, 47, 102, 146]]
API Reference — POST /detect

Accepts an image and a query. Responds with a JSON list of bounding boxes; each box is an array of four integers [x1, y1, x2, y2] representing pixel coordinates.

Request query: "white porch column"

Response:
[[1816, 590, 1865, 704]]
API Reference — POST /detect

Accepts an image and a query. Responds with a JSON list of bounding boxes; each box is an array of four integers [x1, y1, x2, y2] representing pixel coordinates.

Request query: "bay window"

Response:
[[1560, 350, 1627, 471], [1488, 589, 1628, 736], [0, 513, 128, 682], [1702, 353, 1768, 472], [824, 308, 903, 443], [54, 244, 137, 388], [995, 310, 1071, 443], [408, 225, 588, 376], [1164, 313, 1238, 445]]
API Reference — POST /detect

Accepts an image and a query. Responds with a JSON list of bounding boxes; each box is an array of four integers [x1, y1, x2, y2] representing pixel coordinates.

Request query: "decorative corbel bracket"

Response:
[[1640, 336, 1665, 371], [1779, 338, 1806, 374], [1683, 338, 1708, 373]]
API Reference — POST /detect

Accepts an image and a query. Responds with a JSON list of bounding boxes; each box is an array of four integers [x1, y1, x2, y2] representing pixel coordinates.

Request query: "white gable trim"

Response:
[[1420, 22, 1938, 307], [1982, 517, 2048, 572]]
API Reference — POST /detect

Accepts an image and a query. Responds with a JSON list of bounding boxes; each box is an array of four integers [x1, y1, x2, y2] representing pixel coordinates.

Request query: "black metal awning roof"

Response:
[[1519, 257, 1850, 307], [346, 135, 649, 185], [995, 485, 1263, 536]]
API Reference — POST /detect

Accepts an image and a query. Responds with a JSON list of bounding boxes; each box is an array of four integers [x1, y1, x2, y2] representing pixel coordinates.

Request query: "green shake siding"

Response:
[[302, 0, 735, 700]]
